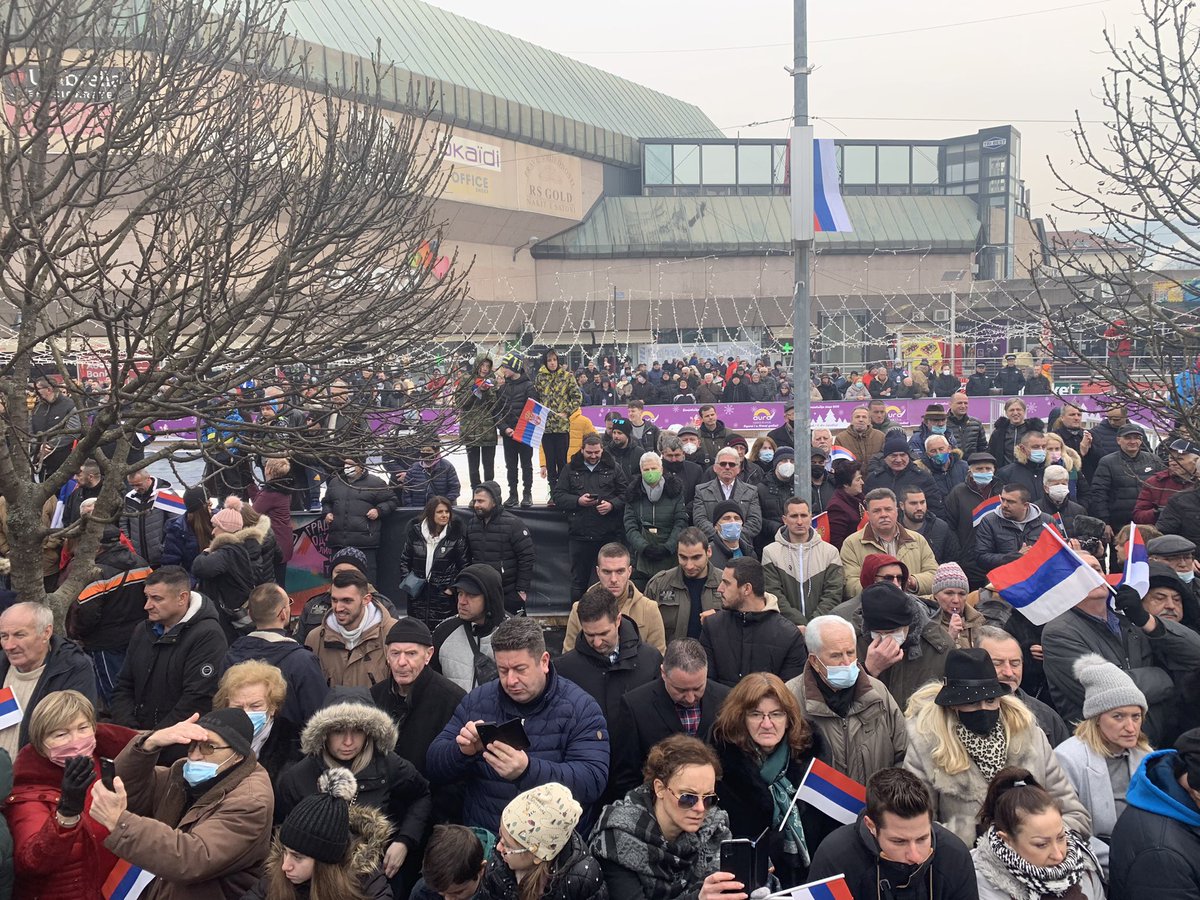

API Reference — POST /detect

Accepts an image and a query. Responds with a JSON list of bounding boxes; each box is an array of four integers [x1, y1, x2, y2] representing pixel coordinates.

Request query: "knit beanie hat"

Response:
[[882, 431, 910, 457], [500, 783, 582, 862], [197, 707, 254, 759], [386, 616, 433, 647], [183, 485, 209, 514], [931, 563, 969, 595], [712, 500, 744, 523], [211, 496, 244, 534], [279, 768, 357, 864], [610, 417, 633, 438], [1074, 653, 1147, 718], [1174, 728, 1200, 791], [860, 583, 911, 631], [330, 546, 369, 577]]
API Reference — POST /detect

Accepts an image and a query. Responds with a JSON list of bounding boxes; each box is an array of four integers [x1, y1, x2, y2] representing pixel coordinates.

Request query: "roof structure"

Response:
[[533, 194, 982, 258]]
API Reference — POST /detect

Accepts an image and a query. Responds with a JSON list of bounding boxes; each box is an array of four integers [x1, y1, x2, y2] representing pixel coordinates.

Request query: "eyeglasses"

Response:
[[189, 741, 231, 755], [665, 787, 719, 810], [875, 574, 905, 584], [746, 710, 789, 723], [716, 462, 739, 468], [497, 838, 531, 858]]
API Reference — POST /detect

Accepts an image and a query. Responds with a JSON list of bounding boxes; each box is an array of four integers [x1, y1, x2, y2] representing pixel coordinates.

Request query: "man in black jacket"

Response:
[[946, 392, 986, 459], [553, 435, 629, 600], [323, 457, 397, 584], [994, 353, 1026, 394], [30, 376, 81, 480], [700, 557, 805, 686], [767, 403, 795, 449], [964, 361, 993, 397], [556, 586, 661, 726], [0, 601, 96, 753], [121, 469, 179, 567], [109, 565, 228, 747], [1090, 424, 1163, 533], [466, 482, 535, 614], [493, 351, 539, 508], [608, 637, 730, 799], [899, 485, 960, 566], [661, 437, 704, 508]]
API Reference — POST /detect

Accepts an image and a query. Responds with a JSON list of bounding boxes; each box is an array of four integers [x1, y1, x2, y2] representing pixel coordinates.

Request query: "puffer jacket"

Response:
[[427, 666, 610, 834], [946, 411, 986, 459], [398, 514, 471, 628], [1134, 469, 1194, 524], [943, 479, 1002, 586], [400, 458, 462, 507], [904, 689, 1091, 847], [492, 368, 539, 433], [191, 517, 271, 633], [304, 598, 398, 689], [465, 481, 535, 608], [322, 470, 397, 550], [6, 724, 137, 900], [974, 503, 1053, 572], [1084, 419, 1137, 480], [987, 416, 1047, 467], [120, 478, 177, 566], [590, 783, 730, 900], [431, 563, 509, 692], [552, 451, 628, 541], [479, 832, 608, 900], [274, 688, 432, 849], [1089, 448, 1165, 526], [536, 362, 584, 433], [68, 542, 152, 652], [699, 594, 806, 687], [864, 461, 945, 518], [787, 663, 907, 786], [761, 526, 844, 624], [455, 356, 500, 447], [160, 514, 202, 572], [104, 731, 273, 900], [623, 474, 687, 580]]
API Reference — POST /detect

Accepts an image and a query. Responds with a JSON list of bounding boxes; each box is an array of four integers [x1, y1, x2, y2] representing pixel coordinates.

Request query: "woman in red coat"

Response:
[[5, 689, 136, 899], [825, 459, 866, 550]]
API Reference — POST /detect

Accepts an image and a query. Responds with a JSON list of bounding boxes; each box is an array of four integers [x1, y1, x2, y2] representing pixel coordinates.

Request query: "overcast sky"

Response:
[[426, 0, 1144, 228]]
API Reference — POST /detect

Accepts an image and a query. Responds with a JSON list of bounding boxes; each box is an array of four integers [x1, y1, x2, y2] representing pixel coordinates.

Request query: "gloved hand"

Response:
[[58, 755, 95, 818], [1114, 584, 1150, 628], [643, 544, 667, 561]]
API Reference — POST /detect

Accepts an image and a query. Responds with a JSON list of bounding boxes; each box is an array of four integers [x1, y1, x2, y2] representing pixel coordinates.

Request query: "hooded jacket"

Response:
[[455, 356, 500, 447], [552, 450, 629, 541], [67, 541, 152, 652], [304, 596, 398, 690], [274, 688, 432, 850], [160, 514, 202, 572], [1110, 749, 1200, 898], [699, 594, 806, 687], [120, 478, 178, 567], [223, 629, 329, 728], [431, 562, 509, 692], [427, 665, 610, 834], [398, 513, 471, 628], [109, 592, 228, 731], [762, 525, 845, 625], [322, 469, 397, 550], [191, 516, 271, 634], [103, 730, 273, 900], [536, 361, 584, 434], [623, 473, 688, 580], [974, 502, 1053, 572], [465, 481, 535, 608], [555, 616, 662, 725]]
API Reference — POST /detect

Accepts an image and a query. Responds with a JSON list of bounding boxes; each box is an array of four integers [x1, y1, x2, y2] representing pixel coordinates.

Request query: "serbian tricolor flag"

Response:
[[813, 140, 853, 233], [102, 860, 155, 900], [1119, 525, 1150, 597], [0, 687, 20, 731], [795, 758, 866, 825], [765, 874, 854, 900], [972, 495, 1002, 527], [514, 399, 549, 450], [828, 446, 856, 465], [812, 512, 831, 544], [988, 526, 1110, 625], [153, 490, 186, 515]]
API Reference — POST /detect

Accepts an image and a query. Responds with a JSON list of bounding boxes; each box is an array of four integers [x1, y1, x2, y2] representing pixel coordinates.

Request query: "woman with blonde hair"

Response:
[[213, 660, 298, 780], [904, 648, 1090, 846], [1053, 654, 1151, 874], [1042, 432, 1088, 504]]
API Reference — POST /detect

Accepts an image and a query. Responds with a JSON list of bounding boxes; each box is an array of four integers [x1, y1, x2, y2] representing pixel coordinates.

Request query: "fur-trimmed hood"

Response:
[[267, 801, 392, 876], [299, 687, 399, 756], [208, 514, 271, 550]]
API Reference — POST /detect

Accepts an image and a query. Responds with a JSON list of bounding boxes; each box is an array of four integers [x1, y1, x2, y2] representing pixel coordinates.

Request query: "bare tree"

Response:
[[0, 0, 467, 619], [1031, 0, 1200, 436]]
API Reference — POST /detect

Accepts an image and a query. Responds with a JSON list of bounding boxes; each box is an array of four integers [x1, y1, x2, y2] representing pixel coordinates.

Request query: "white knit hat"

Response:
[[1074, 653, 1147, 718]]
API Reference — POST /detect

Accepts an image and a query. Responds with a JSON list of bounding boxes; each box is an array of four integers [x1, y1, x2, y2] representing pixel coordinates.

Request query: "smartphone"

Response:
[[100, 757, 117, 791], [719, 839, 757, 892], [476, 718, 531, 751]]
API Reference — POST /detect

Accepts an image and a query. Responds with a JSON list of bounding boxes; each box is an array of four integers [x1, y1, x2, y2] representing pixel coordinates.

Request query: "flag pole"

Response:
[[791, 0, 812, 505]]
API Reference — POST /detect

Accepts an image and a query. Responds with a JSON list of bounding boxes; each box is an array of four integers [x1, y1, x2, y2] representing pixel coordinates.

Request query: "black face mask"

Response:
[[958, 707, 1000, 735], [811, 465, 826, 480]]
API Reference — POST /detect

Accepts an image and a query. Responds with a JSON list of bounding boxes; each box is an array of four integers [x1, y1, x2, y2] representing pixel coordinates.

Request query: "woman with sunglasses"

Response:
[[590, 735, 748, 899], [711, 673, 824, 889], [480, 783, 606, 900]]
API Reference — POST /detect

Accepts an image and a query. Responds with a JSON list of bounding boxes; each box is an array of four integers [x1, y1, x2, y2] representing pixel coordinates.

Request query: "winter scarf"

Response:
[[421, 519, 447, 580], [761, 743, 810, 869], [325, 602, 381, 650], [981, 825, 1098, 899], [956, 720, 1009, 782], [642, 479, 665, 503]]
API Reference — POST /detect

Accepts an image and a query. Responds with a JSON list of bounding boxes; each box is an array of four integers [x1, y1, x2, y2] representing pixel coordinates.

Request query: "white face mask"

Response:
[[1046, 485, 1070, 503]]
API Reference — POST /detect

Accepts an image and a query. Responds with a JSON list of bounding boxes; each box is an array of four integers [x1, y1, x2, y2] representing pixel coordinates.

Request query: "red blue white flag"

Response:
[[0, 687, 21, 732], [769, 874, 855, 900], [795, 758, 866, 825], [812, 140, 853, 234], [103, 860, 155, 900], [988, 526, 1109, 625], [152, 490, 186, 515], [972, 495, 1002, 527], [514, 399, 548, 450], [1120, 524, 1150, 597]]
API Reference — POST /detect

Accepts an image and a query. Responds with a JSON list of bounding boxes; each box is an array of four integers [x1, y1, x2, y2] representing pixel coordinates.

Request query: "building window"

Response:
[[988, 155, 1008, 177], [819, 314, 868, 366], [703, 144, 736, 184], [645, 144, 672, 185], [843, 145, 876, 185], [739, 145, 772, 184], [987, 178, 1007, 195], [912, 146, 940, 184], [878, 146, 910, 184], [964, 144, 980, 181], [773, 144, 788, 184], [673, 145, 700, 184]]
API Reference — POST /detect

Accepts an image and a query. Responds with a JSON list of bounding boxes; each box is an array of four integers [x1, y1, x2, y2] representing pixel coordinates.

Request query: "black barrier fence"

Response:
[[375, 507, 575, 617]]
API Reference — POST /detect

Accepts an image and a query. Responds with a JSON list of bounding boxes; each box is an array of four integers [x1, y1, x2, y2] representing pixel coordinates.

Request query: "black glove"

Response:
[[58, 755, 95, 817], [1114, 584, 1150, 628], [642, 544, 665, 561]]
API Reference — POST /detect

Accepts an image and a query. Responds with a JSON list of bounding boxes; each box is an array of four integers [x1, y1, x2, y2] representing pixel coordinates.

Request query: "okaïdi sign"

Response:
[[441, 135, 503, 172]]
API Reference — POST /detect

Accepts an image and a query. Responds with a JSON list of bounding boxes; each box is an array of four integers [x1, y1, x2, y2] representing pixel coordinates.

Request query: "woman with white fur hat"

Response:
[[1053, 653, 1152, 875]]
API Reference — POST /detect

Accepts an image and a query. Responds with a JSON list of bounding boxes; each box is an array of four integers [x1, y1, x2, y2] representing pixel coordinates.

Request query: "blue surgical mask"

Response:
[[759, 449, 775, 463], [1179, 569, 1195, 584], [823, 661, 860, 689], [719, 521, 743, 541], [930, 452, 950, 466], [972, 471, 994, 485], [247, 711, 269, 736], [1029, 449, 1047, 463], [930, 425, 947, 435], [182, 757, 227, 787]]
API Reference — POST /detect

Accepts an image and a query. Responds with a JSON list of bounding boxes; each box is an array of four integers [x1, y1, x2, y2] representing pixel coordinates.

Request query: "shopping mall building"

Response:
[[291, 0, 1059, 370]]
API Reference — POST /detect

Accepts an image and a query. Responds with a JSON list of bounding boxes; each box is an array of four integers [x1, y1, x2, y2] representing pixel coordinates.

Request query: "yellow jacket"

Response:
[[540, 409, 597, 466]]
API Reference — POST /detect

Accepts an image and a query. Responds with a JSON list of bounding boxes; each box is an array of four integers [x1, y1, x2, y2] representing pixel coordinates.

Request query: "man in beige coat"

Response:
[[840, 488, 938, 598], [562, 542, 666, 654], [305, 568, 398, 688]]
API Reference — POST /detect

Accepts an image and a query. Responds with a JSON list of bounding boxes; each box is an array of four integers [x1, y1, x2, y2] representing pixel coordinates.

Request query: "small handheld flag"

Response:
[[794, 758, 866, 826], [514, 399, 549, 450], [827, 446, 856, 472], [972, 495, 1002, 527], [152, 490, 186, 515], [0, 687, 20, 731], [1119, 524, 1150, 598], [102, 860, 156, 900], [764, 874, 854, 900], [988, 526, 1109, 625], [812, 512, 831, 544]]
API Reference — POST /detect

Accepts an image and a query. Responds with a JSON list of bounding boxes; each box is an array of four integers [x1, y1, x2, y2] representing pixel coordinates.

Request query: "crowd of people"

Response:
[[7, 353, 1200, 899]]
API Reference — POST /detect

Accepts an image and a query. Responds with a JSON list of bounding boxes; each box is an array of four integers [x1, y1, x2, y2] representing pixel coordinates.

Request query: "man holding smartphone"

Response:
[[553, 433, 629, 601]]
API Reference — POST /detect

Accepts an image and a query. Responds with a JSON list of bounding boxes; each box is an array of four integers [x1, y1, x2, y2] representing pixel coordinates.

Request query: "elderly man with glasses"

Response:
[[693, 447, 763, 544]]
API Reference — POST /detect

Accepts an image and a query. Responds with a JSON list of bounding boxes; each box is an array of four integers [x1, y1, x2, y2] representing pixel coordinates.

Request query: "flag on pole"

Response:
[[828, 446, 856, 465], [514, 399, 549, 450], [988, 526, 1110, 625], [0, 687, 20, 731], [795, 758, 866, 825], [765, 874, 854, 900], [153, 490, 187, 515], [1120, 525, 1150, 597], [971, 495, 1002, 527], [813, 140, 853, 234], [812, 512, 831, 544], [791, 127, 854, 241], [102, 860, 156, 900]]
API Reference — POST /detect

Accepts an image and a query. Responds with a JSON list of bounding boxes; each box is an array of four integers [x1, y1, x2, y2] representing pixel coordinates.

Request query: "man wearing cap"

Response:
[[864, 431, 945, 519], [840, 488, 939, 598], [965, 360, 994, 397], [1110, 727, 1200, 897], [1043, 553, 1200, 744], [372, 617, 466, 779], [294, 546, 399, 644], [676, 424, 713, 472], [852, 581, 952, 709], [943, 452, 1001, 588], [693, 448, 763, 543], [1148, 534, 1200, 603], [808, 446, 834, 514], [833, 405, 885, 463], [975, 483, 1054, 572], [553, 433, 629, 601], [1090, 423, 1163, 534], [431, 563, 509, 692], [906, 404, 956, 462], [1136, 438, 1200, 524], [994, 353, 1026, 394], [1141, 561, 1200, 631], [493, 351, 540, 509], [88, 707, 273, 898], [767, 402, 795, 449], [660, 435, 704, 508]]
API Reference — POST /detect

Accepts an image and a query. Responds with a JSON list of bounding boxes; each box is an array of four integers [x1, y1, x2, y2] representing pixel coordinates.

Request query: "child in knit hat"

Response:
[[248, 768, 393, 900]]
